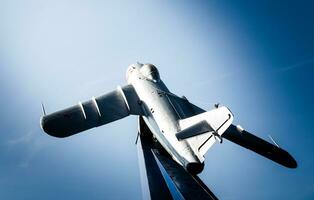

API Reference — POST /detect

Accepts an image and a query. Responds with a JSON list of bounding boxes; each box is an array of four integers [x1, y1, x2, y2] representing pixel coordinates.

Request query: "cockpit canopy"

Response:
[[140, 64, 160, 81]]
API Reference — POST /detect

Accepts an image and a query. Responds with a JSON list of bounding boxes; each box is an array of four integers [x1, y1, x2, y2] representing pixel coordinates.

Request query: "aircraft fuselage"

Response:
[[127, 63, 204, 173]]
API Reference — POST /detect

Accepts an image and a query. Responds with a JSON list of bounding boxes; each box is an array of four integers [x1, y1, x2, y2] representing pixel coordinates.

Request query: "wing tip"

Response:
[[40, 116, 69, 138], [275, 148, 298, 169], [284, 152, 298, 169]]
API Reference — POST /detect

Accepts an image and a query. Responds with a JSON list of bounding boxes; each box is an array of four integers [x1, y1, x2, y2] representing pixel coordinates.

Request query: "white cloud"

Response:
[[6, 130, 46, 168]]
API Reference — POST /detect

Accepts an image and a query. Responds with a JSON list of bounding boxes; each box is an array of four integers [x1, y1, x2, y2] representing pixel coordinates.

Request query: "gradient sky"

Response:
[[0, 0, 313, 199]]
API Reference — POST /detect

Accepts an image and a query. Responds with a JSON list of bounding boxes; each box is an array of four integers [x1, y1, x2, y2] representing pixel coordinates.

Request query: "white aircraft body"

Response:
[[41, 63, 297, 175], [127, 63, 233, 173]]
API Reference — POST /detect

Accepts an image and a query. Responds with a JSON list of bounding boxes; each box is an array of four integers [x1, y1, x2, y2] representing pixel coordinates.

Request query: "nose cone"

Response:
[[140, 64, 160, 81]]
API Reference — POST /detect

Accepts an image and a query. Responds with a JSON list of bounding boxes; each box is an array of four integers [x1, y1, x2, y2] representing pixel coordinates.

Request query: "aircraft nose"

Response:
[[140, 64, 160, 81], [126, 63, 143, 82]]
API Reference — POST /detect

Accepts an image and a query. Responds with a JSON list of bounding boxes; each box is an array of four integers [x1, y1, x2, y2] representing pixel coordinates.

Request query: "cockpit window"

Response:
[[126, 65, 136, 80], [140, 64, 160, 81]]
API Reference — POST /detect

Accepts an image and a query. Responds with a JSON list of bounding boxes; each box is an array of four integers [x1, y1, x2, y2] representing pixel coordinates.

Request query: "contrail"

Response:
[[278, 57, 314, 72], [6, 130, 46, 168]]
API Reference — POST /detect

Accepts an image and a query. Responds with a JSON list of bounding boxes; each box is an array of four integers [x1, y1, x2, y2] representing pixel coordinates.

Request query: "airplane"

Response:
[[40, 63, 297, 198]]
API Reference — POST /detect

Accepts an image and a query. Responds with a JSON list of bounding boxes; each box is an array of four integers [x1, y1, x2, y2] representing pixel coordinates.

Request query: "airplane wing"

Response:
[[222, 124, 297, 168], [41, 85, 143, 138]]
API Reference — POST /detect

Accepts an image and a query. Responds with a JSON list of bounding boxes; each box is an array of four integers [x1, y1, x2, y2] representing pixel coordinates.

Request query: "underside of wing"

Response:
[[222, 124, 297, 168], [41, 85, 143, 137]]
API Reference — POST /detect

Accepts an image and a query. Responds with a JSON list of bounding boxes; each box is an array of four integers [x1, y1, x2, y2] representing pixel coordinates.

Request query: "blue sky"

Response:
[[0, 0, 313, 199]]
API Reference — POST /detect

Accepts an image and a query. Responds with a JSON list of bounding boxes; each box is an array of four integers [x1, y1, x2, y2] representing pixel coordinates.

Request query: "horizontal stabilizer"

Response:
[[178, 106, 233, 157], [222, 124, 297, 168], [176, 120, 215, 140]]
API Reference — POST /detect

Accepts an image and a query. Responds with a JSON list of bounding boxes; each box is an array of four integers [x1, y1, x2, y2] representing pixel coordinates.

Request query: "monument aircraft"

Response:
[[40, 63, 297, 199]]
